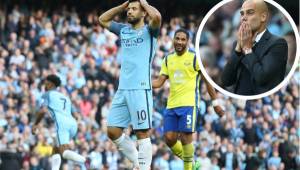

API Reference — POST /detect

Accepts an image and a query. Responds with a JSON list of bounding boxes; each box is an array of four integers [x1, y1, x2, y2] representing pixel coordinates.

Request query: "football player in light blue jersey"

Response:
[[32, 75, 87, 170], [99, 0, 161, 169]]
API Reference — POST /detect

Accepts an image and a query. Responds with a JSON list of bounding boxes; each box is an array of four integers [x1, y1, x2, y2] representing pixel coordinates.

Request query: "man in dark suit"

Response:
[[221, 0, 288, 95]]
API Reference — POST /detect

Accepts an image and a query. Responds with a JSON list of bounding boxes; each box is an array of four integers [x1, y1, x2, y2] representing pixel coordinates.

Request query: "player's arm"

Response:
[[201, 72, 225, 117], [140, 0, 161, 29], [98, 1, 129, 29], [154, 55, 169, 88], [70, 104, 79, 120], [152, 75, 168, 88], [71, 112, 79, 120], [32, 106, 48, 135]]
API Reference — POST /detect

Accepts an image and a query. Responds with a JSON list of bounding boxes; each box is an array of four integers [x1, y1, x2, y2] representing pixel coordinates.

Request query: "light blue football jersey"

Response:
[[109, 21, 159, 89], [40, 90, 75, 125]]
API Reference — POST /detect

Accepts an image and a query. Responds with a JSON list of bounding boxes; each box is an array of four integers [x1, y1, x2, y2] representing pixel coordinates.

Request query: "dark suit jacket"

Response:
[[221, 30, 288, 95]]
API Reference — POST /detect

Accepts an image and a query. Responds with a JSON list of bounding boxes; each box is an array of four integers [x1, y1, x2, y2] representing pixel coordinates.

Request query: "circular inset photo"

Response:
[[195, 0, 300, 100]]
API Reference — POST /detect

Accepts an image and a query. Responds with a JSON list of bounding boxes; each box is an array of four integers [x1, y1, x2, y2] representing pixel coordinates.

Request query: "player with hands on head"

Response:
[[99, 0, 161, 169]]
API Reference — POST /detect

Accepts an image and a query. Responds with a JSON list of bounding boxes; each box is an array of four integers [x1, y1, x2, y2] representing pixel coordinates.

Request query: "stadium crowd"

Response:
[[0, 3, 299, 170]]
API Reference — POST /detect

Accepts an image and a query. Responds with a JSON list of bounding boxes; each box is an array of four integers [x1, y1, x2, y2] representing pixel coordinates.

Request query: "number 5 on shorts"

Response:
[[187, 115, 192, 125]]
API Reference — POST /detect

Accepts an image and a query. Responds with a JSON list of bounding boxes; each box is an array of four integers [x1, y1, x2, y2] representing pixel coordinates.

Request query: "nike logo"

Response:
[[138, 122, 145, 125]]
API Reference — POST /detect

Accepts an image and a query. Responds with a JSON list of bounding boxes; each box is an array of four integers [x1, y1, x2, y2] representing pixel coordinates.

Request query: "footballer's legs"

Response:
[[107, 126, 123, 140], [107, 127, 139, 168], [50, 148, 61, 170], [164, 131, 183, 159], [163, 108, 183, 159], [127, 90, 153, 170], [54, 144, 86, 163], [136, 129, 152, 170], [180, 132, 194, 170], [107, 90, 140, 168], [51, 144, 85, 170], [63, 121, 86, 163], [164, 131, 196, 170], [53, 127, 86, 170], [178, 106, 199, 170]]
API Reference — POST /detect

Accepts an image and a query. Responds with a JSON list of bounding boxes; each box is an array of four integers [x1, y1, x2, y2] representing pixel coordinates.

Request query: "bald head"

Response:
[[243, 0, 268, 14], [240, 0, 269, 33]]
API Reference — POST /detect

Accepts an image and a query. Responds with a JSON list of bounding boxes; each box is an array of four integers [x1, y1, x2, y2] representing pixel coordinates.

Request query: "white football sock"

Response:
[[51, 154, 61, 170], [137, 138, 152, 170], [62, 150, 86, 163], [113, 133, 139, 168]]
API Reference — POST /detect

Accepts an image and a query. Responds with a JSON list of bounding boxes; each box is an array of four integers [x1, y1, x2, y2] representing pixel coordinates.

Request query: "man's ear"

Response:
[[142, 11, 146, 17], [261, 12, 268, 23]]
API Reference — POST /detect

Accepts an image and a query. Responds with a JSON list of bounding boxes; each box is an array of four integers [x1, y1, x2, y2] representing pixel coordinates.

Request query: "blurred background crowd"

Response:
[[0, 0, 299, 170]]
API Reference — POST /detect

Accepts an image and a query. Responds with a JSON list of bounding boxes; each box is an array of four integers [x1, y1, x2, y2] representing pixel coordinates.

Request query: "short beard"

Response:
[[128, 17, 141, 25], [175, 46, 187, 55]]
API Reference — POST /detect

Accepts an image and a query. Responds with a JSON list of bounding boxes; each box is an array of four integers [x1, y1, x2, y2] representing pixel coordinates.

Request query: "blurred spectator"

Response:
[[219, 143, 238, 170], [153, 150, 170, 170], [267, 150, 282, 169], [242, 115, 258, 146], [245, 148, 268, 170], [169, 156, 184, 170]]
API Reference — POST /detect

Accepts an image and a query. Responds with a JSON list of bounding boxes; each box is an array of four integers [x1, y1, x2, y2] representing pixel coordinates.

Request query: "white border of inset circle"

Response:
[[195, 0, 300, 100]]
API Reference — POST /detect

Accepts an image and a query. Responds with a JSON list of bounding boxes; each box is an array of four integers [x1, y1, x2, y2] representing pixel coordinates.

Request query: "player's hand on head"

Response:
[[122, 1, 129, 9], [140, 0, 148, 5]]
